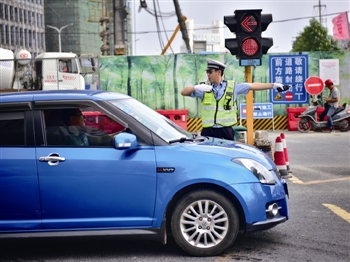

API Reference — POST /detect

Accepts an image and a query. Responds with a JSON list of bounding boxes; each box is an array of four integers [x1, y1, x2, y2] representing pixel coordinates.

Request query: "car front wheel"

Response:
[[171, 189, 239, 256]]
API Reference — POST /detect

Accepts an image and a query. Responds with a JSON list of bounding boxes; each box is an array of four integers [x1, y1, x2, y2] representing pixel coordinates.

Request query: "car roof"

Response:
[[0, 90, 130, 103]]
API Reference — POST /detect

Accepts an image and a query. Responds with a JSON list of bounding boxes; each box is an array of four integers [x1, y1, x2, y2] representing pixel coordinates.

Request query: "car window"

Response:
[[44, 108, 125, 147], [59, 59, 77, 73], [0, 112, 25, 146], [110, 98, 190, 142]]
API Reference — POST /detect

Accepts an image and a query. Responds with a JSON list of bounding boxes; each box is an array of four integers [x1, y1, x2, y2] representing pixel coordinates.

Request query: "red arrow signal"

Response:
[[241, 15, 258, 32]]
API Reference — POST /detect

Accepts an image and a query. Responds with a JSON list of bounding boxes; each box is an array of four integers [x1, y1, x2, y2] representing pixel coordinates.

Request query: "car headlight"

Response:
[[232, 158, 276, 185]]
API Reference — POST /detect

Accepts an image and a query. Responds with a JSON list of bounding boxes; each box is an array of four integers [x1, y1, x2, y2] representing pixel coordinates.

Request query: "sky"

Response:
[[130, 0, 350, 55]]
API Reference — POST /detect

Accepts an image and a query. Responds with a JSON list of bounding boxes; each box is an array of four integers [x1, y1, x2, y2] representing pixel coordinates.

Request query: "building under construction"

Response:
[[0, 0, 46, 57], [44, 0, 132, 56]]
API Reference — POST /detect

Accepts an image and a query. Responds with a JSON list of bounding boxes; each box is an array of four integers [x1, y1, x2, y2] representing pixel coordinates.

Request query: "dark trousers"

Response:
[[201, 126, 234, 140]]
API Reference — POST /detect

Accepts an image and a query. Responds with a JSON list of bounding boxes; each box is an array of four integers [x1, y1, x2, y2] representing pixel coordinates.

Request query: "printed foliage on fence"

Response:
[[100, 51, 350, 118]]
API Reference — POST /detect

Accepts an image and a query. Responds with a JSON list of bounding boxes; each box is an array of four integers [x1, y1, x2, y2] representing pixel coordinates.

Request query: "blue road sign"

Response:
[[240, 103, 274, 119], [269, 54, 309, 104], [240, 59, 261, 66]]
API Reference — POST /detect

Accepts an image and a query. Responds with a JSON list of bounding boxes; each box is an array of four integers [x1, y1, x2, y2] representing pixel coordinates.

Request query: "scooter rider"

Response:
[[319, 79, 340, 133]]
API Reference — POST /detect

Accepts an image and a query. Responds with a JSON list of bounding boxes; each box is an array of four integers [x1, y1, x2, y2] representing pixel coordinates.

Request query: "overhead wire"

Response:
[[139, 0, 175, 54], [141, 2, 176, 18], [130, 10, 350, 36], [40, 10, 350, 37], [143, 7, 176, 18], [156, 0, 174, 54], [273, 11, 349, 23], [152, 0, 165, 51]]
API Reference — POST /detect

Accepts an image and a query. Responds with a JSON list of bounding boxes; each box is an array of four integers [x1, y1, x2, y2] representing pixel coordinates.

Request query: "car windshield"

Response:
[[109, 98, 193, 142]]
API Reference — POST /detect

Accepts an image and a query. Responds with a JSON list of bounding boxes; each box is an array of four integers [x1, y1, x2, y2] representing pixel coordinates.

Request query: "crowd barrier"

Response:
[[286, 107, 306, 131], [156, 109, 188, 130], [287, 107, 326, 131], [83, 111, 125, 133]]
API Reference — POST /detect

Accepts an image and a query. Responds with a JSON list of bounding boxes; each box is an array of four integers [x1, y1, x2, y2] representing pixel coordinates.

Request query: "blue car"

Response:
[[0, 90, 289, 256]]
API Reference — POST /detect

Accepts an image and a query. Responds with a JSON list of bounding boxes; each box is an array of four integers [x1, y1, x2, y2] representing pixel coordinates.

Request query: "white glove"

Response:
[[273, 83, 290, 92], [194, 84, 212, 92]]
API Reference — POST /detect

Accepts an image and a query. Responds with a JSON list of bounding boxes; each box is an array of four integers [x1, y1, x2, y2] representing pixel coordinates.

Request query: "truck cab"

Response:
[[34, 52, 85, 90], [0, 48, 15, 89]]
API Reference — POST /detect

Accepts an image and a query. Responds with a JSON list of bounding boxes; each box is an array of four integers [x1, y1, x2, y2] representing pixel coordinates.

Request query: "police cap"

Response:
[[206, 58, 227, 72]]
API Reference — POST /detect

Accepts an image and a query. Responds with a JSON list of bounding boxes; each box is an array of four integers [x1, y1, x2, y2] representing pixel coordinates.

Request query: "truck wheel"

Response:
[[171, 189, 239, 256], [298, 119, 311, 133], [339, 119, 349, 132]]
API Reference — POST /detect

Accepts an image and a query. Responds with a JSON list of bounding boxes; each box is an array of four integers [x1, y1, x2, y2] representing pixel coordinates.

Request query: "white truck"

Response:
[[0, 48, 96, 91]]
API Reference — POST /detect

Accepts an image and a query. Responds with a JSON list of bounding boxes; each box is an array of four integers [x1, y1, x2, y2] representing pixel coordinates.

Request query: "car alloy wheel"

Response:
[[171, 189, 239, 256]]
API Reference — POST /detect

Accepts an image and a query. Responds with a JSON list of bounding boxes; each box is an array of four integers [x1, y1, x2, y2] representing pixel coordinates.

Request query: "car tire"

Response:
[[170, 189, 239, 256]]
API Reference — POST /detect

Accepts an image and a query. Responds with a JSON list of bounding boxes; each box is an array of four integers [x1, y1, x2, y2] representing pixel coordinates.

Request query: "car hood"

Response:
[[184, 137, 276, 170]]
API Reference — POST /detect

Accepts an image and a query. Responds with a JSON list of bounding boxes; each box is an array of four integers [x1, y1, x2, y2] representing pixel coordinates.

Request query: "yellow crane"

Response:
[[161, 16, 187, 55]]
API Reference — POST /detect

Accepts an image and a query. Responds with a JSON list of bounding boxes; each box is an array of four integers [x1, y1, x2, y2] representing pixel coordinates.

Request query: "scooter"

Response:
[[297, 101, 350, 133]]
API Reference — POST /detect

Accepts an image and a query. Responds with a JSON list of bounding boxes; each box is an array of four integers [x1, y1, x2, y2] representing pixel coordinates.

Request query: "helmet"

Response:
[[325, 79, 333, 87]]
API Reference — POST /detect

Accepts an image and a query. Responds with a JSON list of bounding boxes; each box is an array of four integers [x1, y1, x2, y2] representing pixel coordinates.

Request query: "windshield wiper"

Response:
[[191, 132, 208, 142], [193, 136, 209, 142], [169, 137, 194, 144]]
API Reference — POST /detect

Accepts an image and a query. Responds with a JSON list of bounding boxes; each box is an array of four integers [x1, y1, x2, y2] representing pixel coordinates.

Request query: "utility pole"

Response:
[[173, 0, 191, 53], [313, 0, 327, 26], [100, 0, 110, 55], [114, 0, 126, 55]]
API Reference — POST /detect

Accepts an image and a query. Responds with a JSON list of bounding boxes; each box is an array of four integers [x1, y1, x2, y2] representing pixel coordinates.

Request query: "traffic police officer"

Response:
[[181, 58, 289, 140]]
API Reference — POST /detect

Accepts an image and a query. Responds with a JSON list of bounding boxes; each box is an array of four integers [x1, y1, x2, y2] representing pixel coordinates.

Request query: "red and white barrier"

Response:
[[274, 136, 288, 177], [280, 133, 292, 173]]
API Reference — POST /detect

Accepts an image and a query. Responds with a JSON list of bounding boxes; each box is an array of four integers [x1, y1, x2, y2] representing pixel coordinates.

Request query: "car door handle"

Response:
[[39, 153, 65, 166], [39, 156, 65, 162]]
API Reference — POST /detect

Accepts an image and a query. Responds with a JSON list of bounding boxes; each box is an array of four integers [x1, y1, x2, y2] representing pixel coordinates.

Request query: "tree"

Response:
[[130, 56, 150, 102], [292, 18, 340, 52], [148, 56, 174, 109]]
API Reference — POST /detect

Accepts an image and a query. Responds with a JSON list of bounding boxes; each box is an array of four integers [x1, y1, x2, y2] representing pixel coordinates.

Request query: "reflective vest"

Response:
[[201, 80, 237, 128]]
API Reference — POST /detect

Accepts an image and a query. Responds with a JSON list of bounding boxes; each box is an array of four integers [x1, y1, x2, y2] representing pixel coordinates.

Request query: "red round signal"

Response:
[[241, 38, 259, 56]]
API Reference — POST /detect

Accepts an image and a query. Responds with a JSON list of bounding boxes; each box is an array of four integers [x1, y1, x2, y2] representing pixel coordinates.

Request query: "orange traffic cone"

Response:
[[274, 136, 288, 177], [280, 133, 292, 173]]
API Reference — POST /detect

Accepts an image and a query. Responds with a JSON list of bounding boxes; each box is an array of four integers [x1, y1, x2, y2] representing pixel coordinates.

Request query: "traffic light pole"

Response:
[[224, 9, 273, 145], [245, 66, 254, 145]]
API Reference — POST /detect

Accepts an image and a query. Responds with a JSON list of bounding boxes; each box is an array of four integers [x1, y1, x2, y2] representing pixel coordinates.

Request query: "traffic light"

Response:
[[224, 9, 273, 65]]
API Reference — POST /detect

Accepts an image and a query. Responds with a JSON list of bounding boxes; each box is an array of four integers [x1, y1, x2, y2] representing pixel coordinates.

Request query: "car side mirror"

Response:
[[114, 133, 138, 150]]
